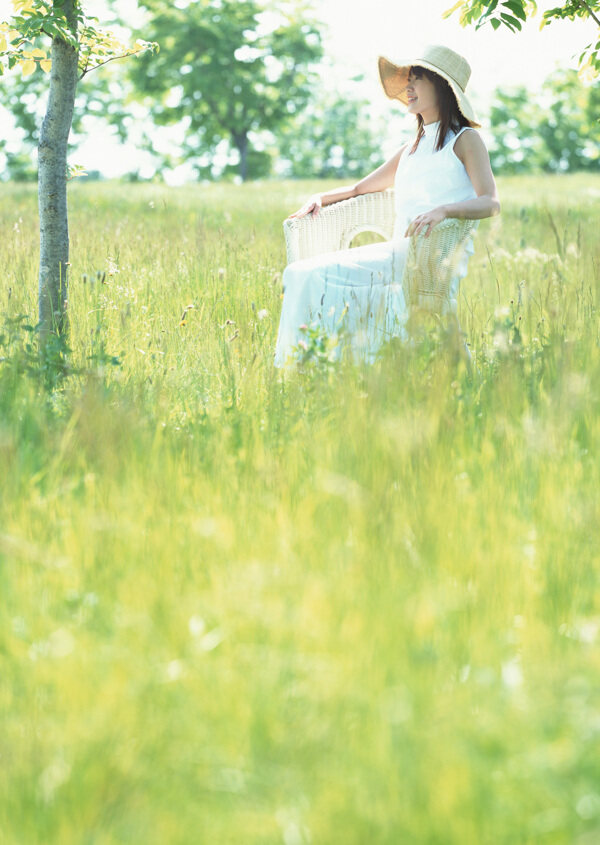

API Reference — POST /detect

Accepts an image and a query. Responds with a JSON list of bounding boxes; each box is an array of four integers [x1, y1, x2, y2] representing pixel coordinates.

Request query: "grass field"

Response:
[[1, 175, 599, 844]]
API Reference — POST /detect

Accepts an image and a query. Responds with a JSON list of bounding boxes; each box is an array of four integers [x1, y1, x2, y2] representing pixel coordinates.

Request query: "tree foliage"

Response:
[[488, 67, 600, 173], [0, 0, 156, 78], [277, 87, 385, 179], [128, 0, 323, 181], [443, 0, 600, 80]]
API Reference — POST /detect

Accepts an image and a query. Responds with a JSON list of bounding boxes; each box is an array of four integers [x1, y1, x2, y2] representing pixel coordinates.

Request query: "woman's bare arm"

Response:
[[353, 144, 407, 196], [286, 144, 407, 219]]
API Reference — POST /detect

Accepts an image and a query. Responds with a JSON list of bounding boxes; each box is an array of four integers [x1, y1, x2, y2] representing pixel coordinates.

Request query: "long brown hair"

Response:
[[407, 65, 470, 155]]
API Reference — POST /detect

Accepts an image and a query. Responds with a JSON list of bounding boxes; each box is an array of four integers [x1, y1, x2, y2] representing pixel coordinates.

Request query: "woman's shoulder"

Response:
[[450, 125, 480, 142], [449, 126, 486, 163]]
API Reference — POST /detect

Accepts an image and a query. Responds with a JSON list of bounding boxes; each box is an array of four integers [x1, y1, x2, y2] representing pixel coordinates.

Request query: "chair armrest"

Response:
[[283, 190, 395, 264]]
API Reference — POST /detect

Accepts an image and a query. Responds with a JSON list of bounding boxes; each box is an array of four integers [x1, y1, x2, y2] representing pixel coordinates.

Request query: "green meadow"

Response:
[[1, 174, 599, 844]]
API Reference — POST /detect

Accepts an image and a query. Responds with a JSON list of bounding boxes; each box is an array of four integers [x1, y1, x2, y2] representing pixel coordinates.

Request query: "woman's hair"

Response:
[[407, 65, 470, 155]]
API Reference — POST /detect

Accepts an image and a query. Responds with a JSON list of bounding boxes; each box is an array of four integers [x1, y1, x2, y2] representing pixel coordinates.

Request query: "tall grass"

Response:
[[1, 175, 599, 844]]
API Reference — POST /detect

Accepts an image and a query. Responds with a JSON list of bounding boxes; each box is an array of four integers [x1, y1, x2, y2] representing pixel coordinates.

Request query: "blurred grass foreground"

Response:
[[1, 175, 600, 844]]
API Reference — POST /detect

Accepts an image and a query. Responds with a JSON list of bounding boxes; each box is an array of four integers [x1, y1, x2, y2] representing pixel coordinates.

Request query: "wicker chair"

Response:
[[283, 189, 479, 317]]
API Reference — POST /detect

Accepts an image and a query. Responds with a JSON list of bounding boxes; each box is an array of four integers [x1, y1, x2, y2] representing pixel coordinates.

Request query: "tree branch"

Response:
[[80, 50, 90, 78], [79, 47, 147, 80], [573, 0, 600, 27]]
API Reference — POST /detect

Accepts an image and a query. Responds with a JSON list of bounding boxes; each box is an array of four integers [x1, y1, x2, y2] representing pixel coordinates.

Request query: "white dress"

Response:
[[273, 120, 478, 367]]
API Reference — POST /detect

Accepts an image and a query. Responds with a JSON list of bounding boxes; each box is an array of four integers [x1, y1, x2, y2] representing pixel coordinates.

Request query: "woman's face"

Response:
[[405, 68, 439, 122]]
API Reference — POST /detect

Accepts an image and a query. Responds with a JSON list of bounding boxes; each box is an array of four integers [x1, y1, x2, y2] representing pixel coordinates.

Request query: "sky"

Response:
[[320, 0, 596, 99], [0, 0, 597, 181]]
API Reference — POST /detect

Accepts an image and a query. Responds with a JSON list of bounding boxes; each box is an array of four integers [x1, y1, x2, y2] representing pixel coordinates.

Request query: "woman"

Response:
[[273, 44, 501, 367]]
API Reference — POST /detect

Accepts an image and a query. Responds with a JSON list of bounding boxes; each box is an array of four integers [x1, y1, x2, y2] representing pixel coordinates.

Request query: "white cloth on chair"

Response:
[[274, 120, 478, 367]]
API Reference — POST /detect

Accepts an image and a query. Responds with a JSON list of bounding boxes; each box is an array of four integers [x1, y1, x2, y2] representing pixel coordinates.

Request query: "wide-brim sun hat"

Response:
[[378, 44, 481, 128]]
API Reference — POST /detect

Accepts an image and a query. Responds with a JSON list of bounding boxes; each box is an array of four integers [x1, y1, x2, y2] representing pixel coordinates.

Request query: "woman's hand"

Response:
[[404, 206, 447, 238], [286, 194, 323, 220]]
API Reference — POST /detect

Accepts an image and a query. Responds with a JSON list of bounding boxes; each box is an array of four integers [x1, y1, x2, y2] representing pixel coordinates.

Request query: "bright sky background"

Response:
[[321, 0, 596, 97], [0, 0, 597, 181]]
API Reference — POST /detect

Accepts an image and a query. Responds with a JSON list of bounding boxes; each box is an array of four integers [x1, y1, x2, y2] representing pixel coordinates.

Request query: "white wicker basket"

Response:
[[283, 189, 478, 314]]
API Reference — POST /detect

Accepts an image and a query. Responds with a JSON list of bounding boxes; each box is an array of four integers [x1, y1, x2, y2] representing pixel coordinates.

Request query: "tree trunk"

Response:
[[38, 0, 79, 341]]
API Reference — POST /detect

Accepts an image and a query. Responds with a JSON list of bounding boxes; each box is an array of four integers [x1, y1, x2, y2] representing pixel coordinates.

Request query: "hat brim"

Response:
[[378, 55, 481, 128]]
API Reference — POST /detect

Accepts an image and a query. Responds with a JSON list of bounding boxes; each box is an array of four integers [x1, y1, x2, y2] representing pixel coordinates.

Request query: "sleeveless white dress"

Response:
[[273, 121, 478, 367]]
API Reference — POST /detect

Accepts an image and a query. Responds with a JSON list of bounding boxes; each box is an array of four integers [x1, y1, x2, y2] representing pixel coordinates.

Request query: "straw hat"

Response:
[[378, 44, 481, 128]]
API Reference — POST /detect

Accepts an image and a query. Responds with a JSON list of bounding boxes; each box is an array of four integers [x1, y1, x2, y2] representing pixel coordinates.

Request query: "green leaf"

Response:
[[544, 6, 566, 19], [491, 17, 501, 28], [480, 0, 499, 18], [500, 11, 523, 28], [501, 0, 527, 22]]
